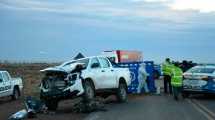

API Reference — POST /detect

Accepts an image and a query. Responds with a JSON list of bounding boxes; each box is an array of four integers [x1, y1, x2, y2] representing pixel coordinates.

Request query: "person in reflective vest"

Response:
[[162, 58, 173, 94], [171, 63, 183, 100]]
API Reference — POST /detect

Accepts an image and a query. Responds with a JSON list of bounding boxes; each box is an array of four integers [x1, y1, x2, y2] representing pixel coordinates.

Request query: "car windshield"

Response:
[[62, 58, 89, 69]]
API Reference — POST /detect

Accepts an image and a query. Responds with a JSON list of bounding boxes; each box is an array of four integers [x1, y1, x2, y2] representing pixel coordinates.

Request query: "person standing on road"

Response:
[[137, 63, 149, 94], [171, 63, 183, 100], [162, 58, 173, 94]]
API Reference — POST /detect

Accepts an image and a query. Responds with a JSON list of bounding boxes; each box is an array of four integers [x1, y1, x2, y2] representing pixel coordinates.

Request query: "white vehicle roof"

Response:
[[60, 56, 107, 67], [191, 65, 215, 69], [41, 56, 108, 73], [185, 65, 215, 75], [0, 71, 7, 73]]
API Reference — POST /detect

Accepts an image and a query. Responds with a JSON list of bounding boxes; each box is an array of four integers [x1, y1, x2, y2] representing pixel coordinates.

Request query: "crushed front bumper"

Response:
[[40, 78, 84, 100]]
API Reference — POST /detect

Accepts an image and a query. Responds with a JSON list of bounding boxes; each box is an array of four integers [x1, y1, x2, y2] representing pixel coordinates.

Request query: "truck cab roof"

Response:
[[0, 71, 8, 73]]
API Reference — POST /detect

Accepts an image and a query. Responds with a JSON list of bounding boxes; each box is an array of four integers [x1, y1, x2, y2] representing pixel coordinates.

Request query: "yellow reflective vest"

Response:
[[162, 62, 173, 76], [171, 66, 183, 87]]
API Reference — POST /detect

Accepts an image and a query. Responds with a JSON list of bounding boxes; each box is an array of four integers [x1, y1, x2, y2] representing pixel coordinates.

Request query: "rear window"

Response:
[[200, 68, 215, 74]]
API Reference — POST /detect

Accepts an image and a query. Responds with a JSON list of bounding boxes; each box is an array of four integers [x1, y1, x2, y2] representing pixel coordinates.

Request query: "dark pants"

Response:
[[164, 75, 172, 94], [172, 86, 182, 100]]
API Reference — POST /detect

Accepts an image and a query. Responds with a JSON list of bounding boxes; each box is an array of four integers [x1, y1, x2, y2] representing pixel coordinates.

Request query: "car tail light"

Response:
[[202, 76, 209, 80], [202, 76, 215, 81]]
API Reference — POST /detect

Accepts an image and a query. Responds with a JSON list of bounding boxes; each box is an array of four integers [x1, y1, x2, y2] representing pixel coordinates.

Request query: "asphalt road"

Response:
[[85, 94, 215, 120], [1, 93, 215, 120]]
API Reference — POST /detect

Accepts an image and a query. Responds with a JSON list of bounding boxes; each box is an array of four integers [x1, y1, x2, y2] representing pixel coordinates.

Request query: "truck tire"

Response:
[[116, 82, 127, 103], [83, 80, 95, 102], [45, 100, 58, 111], [12, 87, 20, 100]]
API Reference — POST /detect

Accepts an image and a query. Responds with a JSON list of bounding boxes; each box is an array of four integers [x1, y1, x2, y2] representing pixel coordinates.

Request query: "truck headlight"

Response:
[[68, 80, 76, 86]]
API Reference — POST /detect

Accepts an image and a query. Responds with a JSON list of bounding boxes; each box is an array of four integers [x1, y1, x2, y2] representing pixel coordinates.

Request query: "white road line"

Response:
[[187, 99, 215, 120], [193, 99, 215, 118]]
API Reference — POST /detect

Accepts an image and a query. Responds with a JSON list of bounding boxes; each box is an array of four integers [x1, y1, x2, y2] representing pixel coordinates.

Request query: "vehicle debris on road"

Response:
[[73, 98, 107, 113], [8, 96, 47, 120], [8, 96, 107, 120]]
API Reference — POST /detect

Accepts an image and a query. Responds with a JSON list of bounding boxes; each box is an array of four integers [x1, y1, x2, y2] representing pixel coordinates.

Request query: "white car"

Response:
[[40, 56, 131, 110], [183, 65, 215, 97], [0, 71, 23, 100]]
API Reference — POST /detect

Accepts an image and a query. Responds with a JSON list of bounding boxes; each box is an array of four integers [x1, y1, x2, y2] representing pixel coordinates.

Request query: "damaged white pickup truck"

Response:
[[40, 56, 131, 110]]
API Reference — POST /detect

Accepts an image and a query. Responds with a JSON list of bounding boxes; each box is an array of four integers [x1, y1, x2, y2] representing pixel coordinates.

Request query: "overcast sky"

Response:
[[0, 0, 215, 63]]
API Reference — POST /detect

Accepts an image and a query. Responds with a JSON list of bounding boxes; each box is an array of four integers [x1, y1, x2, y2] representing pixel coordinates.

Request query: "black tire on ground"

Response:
[[83, 80, 95, 102], [45, 100, 59, 111], [11, 87, 20, 100], [116, 82, 127, 103]]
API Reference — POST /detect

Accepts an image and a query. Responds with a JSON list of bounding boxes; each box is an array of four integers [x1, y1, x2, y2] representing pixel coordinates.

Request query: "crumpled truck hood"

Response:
[[40, 67, 66, 73], [40, 63, 85, 73]]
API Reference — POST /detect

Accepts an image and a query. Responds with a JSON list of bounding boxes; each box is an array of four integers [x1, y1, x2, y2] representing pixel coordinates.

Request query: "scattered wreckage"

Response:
[[39, 56, 131, 111], [8, 96, 47, 120], [8, 96, 106, 120]]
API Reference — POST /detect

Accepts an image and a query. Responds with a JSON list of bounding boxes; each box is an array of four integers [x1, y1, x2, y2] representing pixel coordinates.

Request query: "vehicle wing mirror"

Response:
[[91, 63, 100, 68]]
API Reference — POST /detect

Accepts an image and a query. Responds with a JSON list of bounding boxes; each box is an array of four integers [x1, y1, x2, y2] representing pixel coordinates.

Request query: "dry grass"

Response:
[[0, 63, 59, 96]]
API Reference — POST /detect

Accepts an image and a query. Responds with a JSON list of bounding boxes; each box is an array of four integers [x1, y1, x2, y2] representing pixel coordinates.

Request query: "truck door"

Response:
[[2, 72, 12, 96], [98, 57, 116, 88], [89, 57, 103, 89], [0, 73, 7, 97]]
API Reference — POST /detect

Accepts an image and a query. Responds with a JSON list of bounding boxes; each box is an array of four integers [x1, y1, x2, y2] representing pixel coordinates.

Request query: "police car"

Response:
[[182, 65, 215, 97], [0, 71, 23, 100]]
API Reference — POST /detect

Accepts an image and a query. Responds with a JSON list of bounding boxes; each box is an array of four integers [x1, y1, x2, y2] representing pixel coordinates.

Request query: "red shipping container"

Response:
[[103, 50, 143, 63]]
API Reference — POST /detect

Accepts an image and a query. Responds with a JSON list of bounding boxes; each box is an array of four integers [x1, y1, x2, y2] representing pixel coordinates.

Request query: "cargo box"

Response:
[[102, 50, 143, 63]]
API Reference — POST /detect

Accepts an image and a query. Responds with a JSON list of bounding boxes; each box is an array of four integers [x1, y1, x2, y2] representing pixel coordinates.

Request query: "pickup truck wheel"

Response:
[[12, 88, 19, 100], [116, 82, 127, 103], [83, 80, 95, 102], [45, 100, 58, 111]]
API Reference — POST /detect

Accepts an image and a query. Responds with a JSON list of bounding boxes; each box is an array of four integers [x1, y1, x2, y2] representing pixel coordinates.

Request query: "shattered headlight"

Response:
[[66, 73, 79, 86], [68, 80, 76, 86]]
